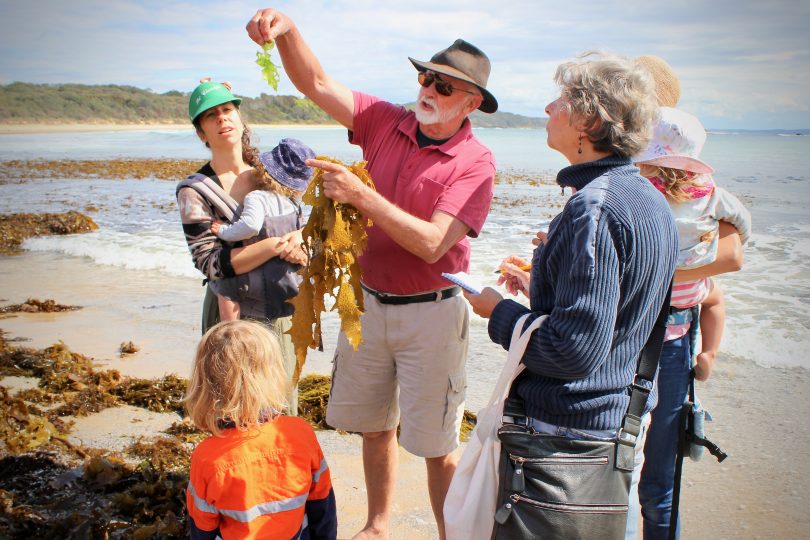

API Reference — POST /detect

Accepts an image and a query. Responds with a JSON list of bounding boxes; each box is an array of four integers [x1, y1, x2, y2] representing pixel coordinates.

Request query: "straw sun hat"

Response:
[[635, 55, 681, 107]]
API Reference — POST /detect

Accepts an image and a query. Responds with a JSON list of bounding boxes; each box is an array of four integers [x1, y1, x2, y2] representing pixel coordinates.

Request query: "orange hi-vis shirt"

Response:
[[187, 415, 337, 539]]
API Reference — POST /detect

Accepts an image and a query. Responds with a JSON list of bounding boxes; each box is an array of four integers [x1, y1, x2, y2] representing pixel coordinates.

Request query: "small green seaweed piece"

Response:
[[255, 41, 280, 91]]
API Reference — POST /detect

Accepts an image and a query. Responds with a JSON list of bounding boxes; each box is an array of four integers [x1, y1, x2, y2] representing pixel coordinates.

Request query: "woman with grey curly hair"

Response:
[[464, 52, 679, 538], [550, 51, 659, 158]]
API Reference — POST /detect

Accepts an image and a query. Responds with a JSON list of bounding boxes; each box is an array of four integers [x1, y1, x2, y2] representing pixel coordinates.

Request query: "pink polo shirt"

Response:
[[349, 91, 495, 295]]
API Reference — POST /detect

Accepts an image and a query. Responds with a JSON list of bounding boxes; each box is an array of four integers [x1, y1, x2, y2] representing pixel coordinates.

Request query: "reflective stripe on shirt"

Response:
[[187, 480, 308, 523], [312, 457, 327, 483]]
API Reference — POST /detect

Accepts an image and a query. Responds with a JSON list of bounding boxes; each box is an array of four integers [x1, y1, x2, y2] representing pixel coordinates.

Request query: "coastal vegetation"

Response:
[[0, 82, 545, 128]]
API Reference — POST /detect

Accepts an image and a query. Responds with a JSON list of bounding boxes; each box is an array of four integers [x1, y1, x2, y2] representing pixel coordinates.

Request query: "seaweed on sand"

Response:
[[0, 386, 85, 458], [0, 453, 188, 539], [297, 374, 332, 429], [112, 375, 187, 414], [118, 341, 141, 356], [0, 333, 479, 537], [0, 298, 81, 314]]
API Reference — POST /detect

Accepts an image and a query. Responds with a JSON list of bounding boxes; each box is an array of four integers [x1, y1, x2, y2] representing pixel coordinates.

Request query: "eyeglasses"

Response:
[[418, 71, 476, 97]]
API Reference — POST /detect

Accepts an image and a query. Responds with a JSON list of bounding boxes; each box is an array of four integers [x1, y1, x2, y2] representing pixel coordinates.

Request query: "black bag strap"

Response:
[[615, 281, 673, 471], [669, 394, 690, 540]]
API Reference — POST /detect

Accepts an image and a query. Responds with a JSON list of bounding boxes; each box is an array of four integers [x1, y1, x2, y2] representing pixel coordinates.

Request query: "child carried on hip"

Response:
[[635, 107, 751, 380]]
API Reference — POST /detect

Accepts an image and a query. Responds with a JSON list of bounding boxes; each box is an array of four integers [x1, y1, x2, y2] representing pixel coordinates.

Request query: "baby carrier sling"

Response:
[[177, 173, 303, 321]]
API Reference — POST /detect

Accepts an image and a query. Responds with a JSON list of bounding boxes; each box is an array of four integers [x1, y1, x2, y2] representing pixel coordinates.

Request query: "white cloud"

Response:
[[1, 0, 809, 128]]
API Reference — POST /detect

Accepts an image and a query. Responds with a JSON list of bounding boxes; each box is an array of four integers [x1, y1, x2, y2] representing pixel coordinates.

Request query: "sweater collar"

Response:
[[556, 155, 632, 191]]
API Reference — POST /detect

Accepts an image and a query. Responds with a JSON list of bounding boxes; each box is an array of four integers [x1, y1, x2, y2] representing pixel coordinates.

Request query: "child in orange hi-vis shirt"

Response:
[[184, 320, 337, 539]]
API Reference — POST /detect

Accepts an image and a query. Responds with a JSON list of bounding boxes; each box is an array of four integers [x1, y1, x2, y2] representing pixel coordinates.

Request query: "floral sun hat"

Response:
[[635, 107, 714, 174]]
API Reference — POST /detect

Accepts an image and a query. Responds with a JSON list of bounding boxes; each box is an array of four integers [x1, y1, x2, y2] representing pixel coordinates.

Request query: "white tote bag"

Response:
[[444, 313, 547, 540]]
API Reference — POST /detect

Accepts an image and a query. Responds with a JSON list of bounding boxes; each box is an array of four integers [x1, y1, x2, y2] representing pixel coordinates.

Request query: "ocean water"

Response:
[[1, 127, 808, 409]]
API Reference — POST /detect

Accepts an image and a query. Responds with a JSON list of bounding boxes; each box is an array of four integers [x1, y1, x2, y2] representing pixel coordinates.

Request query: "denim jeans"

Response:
[[639, 334, 692, 539], [527, 415, 650, 540]]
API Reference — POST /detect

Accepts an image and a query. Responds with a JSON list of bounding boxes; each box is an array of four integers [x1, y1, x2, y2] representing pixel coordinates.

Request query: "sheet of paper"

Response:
[[441, 272, 483, 294]]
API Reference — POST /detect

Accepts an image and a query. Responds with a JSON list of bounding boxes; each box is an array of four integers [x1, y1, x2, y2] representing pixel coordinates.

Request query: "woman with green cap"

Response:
[[177, 81, 308, 334]]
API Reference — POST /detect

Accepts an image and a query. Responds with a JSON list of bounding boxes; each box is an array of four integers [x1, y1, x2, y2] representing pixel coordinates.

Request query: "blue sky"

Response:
[[1, 0, 808, 129]]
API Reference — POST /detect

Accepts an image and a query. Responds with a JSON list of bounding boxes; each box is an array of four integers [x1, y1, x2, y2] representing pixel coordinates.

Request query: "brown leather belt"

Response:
[[361, 283, 461, 305]]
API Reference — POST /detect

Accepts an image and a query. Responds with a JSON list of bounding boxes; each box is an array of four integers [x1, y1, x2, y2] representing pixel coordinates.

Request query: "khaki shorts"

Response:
[[325, 290, 469, 458]]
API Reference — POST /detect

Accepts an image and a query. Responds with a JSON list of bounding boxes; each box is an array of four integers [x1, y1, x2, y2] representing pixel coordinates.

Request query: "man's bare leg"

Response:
[[425, 450, 460, 540], [353, 429, 398, 540]]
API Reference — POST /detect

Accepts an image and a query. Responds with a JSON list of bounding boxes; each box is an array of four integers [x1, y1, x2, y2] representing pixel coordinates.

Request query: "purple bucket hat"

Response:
[[259, 138, 317, 192]]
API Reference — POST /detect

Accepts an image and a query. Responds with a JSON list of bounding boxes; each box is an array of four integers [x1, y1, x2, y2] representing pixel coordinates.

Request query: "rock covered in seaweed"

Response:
[[0, 211, 98, 255]]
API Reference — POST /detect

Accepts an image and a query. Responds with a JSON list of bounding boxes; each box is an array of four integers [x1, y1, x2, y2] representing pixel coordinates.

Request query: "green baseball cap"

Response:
[[188, 81, 242, 123]]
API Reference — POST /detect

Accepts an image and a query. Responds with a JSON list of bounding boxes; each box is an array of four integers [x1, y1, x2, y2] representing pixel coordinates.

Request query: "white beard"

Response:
[[414, 96, 467, 125]]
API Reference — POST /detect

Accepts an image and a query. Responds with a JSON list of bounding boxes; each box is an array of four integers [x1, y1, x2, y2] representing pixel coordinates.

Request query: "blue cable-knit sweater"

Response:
[[488, 156, 678, 431]]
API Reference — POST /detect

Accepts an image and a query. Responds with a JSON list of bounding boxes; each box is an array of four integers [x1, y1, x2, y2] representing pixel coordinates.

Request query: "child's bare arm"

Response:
[[675, 221, 743, 282], [695, 282, 725, 382]]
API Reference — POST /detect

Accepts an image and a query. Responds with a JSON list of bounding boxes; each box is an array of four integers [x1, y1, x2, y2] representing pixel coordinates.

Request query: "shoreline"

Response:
[[0, 123, 343, 135]]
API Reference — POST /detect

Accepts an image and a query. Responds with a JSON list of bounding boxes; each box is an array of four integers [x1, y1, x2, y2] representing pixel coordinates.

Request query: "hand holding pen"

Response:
[[497, 256, 531, 297]]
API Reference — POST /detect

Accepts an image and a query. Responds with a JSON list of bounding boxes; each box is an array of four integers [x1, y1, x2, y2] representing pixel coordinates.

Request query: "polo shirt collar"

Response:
[[398, 112, 473, 157]]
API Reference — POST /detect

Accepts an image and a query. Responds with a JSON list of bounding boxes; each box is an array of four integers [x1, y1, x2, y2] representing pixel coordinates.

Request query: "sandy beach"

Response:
[[1, 248, 808, 539]]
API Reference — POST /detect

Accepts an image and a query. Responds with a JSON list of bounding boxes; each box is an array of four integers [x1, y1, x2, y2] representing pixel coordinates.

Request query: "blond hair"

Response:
[[555, 52, 658, 158], [638, 164, 706, 203], [185, 320, 291, 436], [253, 165, 299, 198]]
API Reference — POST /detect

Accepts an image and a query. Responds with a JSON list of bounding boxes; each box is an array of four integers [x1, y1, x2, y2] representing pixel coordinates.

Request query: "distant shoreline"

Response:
[[0, 123, 343, 135]]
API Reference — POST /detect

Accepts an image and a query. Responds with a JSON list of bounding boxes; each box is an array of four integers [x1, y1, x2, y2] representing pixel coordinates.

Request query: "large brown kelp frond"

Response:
[[288, 157, 375, 383]]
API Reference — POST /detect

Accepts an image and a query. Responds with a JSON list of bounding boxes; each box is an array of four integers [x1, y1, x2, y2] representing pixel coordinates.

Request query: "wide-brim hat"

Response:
[[189, 81, 242, 123], [635, 107, 714, 175], [259, 138, 317, 192], [635, 55, 681, 108], [409, 39, 498, 114]]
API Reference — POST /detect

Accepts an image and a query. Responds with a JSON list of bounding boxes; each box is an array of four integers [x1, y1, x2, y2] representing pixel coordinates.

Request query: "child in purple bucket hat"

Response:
[[210, 138, 316, 323]]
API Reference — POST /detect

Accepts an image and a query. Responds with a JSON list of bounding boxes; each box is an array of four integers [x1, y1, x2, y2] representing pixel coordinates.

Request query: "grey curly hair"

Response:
[[555, 52, 658, 158]]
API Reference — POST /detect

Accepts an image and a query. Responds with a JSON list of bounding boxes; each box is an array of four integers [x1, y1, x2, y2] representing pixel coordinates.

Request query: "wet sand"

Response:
[[1, 251, 809, 538]]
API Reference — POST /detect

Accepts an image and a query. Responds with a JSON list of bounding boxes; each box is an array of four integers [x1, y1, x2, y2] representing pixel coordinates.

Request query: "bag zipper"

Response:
[[509, 453, 609, 465], [508, 453, 609, 492], [510, 493, 627, 514], [494, 493, 628, 525]]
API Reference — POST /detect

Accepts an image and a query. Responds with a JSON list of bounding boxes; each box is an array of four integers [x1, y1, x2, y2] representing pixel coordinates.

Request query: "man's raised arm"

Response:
[[246, 8, 355, 129]]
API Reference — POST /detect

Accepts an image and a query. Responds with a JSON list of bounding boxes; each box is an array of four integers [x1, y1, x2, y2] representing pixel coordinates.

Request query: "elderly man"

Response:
[[246, 9, 497, 539]]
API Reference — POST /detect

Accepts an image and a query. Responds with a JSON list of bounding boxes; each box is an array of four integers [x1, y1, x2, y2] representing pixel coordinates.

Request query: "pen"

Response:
[[493, 264, 532, 274]]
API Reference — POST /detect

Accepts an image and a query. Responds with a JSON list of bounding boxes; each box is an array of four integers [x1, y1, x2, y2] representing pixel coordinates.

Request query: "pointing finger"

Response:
[[306, 159, 347, 173]]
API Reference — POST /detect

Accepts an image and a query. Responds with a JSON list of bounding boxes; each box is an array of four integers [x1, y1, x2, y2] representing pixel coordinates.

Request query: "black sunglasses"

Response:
[[418, 71, 476, 97]]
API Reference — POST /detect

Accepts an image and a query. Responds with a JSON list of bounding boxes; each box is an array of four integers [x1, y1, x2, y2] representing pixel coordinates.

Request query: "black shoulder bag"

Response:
[[491, 284, 672, 540]]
